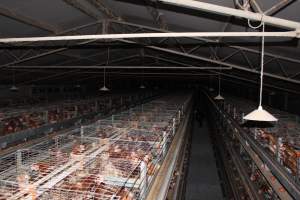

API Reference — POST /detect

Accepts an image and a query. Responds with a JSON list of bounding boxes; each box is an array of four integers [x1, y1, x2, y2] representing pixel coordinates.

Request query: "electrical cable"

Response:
[[259, 22, 265, 107], [246, 13, 265, 107]]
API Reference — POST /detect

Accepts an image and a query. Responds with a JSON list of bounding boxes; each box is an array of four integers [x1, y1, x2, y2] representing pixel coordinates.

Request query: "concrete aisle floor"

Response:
[[185, 119, 223, 200]]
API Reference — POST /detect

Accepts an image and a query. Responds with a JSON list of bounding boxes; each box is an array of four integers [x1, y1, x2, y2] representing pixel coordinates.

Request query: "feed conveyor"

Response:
[[206, 91, 300, 199], [0, 93, 191, 200]]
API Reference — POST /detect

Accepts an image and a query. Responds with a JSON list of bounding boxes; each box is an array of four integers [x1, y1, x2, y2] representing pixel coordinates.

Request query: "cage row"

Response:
[[0, 93, 189, 199]]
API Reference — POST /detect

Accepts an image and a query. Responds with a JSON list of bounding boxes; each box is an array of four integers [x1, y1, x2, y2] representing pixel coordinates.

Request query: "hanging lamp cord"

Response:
[[247, 14, 265, 108], [259, 22, 265, 107], [13, 71, 16, 85], [218, 74, 221, 95], [104, 47, 110, 86], [218, 51, 222, 96]]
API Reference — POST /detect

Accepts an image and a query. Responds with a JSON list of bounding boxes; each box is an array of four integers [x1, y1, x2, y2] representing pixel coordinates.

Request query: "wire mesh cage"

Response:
[[224, 95, 300, 181], [0, 180, 27, 199], [0, 94, 189, 200], [38, 156, 142, 200]]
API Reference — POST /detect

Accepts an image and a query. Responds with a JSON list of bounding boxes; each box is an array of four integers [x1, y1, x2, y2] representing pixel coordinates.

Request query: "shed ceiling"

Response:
[[0, 0, 299, 93]]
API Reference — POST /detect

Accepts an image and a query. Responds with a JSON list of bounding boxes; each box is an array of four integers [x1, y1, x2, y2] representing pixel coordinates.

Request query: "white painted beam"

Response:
[[0, 31, 298, 43], [159, 0, 300, 30], [9, 65, 232, 70], [118, 39, 300, 84], [110, 20, 300, 65]]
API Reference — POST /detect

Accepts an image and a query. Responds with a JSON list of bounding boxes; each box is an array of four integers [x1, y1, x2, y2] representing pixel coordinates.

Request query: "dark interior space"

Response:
[[0, 0, 299, 199]]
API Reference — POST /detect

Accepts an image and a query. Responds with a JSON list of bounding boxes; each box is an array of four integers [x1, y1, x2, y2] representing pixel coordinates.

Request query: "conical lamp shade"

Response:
[[140, 84, 145, 89], [209, 87, 214, 92], [99, 85, 109, 91], [243, 23, 277, 123], [243, 106, 277, 122], [214, 94, 224, 100], [10, 85, 19, 91]]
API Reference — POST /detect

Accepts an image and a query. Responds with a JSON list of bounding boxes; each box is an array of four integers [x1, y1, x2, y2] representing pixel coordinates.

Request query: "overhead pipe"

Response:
[[0, 31, 298, 43], [159, 0, 300, 30]]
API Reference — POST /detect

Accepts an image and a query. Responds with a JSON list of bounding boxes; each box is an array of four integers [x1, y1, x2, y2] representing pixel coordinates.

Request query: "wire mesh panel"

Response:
[[0, 135, 102, 183], [38, 156, 141, 200], [120, 129, 163, 143], [224, 95, 300, 181], [78, 123, 125, 139], [104, 139, 165, 181], [0, 93, 190, 200], [0, 180, 27, 199]]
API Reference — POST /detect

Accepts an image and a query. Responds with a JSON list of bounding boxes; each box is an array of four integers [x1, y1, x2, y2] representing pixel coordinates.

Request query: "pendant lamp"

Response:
[[139, 50, 146, 89], [10, 71, 19, 91], [99, 67, 109, 92], [243, 23, 277, 122], [99, 67, 109, 91], [214, 74, 224, 100], [100, 48, 110, 92], [10, 85, 19, 91]]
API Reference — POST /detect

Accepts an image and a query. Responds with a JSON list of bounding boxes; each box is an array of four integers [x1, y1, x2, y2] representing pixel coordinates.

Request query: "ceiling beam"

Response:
[[62, 0, 101, 19], [52, 49, 136, 66], [4, 54, 140, 83], [19, 69, 80, 85], [2, 20, 299, 68], [0, 7, 100, 65], [0, 18, 298, 87], [143, 0, 168, 29], [9, 65, 231, 70], [159, 0, 300, 30], [56, 52, 99, 63], [249, 0, 263, 13], [0, 21, 103, 68], [0, 6, 60, 33], [73, 72, 213, 82], [110, 20, 300, 69], [0, 31, 297, 44], [264, 0, 296, 16], [86, 0, 119, 20], [0, 39, 99, 68], [217, 71, 300, 94], [118, 39, 300, 84], [8, 53, 231, 70]]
